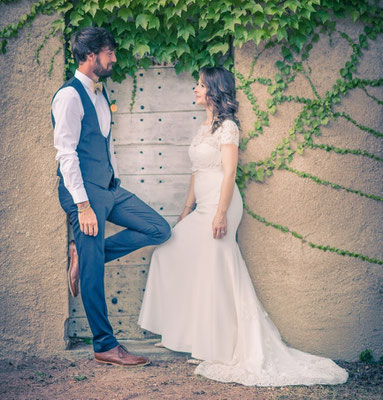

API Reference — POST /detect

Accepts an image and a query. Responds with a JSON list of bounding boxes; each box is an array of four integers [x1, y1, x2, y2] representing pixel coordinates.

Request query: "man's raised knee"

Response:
[[155, 221, 171, 244]]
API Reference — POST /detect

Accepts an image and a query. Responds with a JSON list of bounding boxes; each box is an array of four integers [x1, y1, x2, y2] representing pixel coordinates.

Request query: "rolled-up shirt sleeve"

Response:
[[52, 87, 88, 203]]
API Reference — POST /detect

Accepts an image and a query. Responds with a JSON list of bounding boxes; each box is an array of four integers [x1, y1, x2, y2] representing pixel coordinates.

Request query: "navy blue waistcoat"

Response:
[[52, 77, 114, 189]]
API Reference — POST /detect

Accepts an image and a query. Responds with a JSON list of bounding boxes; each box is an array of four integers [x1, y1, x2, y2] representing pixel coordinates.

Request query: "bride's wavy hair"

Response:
[[199, 66, 240, 133]]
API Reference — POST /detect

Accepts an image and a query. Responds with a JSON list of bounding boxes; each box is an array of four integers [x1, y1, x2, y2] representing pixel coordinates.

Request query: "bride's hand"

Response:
[[177, 206, 193, 223], [212, 212, 227, 239]]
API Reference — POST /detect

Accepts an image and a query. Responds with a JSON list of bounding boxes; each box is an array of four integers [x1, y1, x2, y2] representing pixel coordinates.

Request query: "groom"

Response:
[[52, 27, 171, 366]]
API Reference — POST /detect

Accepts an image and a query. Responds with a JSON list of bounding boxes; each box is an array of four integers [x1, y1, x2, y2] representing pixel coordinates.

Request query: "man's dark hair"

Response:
[[71, 27, 117, 63]]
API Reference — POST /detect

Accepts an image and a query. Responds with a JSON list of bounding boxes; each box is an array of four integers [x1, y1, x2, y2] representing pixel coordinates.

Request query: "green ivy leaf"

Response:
[[297, 142, 304, 155], [83, 0, 98, 17], [113, 18, 128, 35], [51, 18, 65, 33], [175, 41, 191, 57], [351, 10, 360, 22], [253, 14, 266, 28], [1, 40, 7, 54], [208, 42, 229, 55], [69, 10, 84, 27], [249, 3, 263, 14], [274, 73, 283, 82], [93, 10, 109, 26], [174, 0, 188, 17], [120, 37, 135, 51], [118, 8, 132, 22], [320, 117, 329, 126], [56, 2, 73, 14], [264, 4, 279, 15], [249, 28, 264, 45], [286, 149, 295, 156], [267, 84, 277, 95], [199, 19, 208, 29], [285, 0, 298, 13], [117, 54, 134, 69], [136, 14, 150, 30], [223, 56, 233, 69], [223, 15, 239, 32], [275, 158, 285, 169], [139, 57, 153, 69], [103, 0, 119, 13], [148, 15, 160, 30], [78, 14, 93, 28], [133, 42, 150, 57], [276, 28, 288, 42], [281, 46, 293, 61], [177, 24, 195, 41], [256, 167, 265, 182]]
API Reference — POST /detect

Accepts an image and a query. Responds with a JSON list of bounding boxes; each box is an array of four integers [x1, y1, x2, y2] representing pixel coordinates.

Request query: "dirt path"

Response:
[[1, 341, 382, 400]]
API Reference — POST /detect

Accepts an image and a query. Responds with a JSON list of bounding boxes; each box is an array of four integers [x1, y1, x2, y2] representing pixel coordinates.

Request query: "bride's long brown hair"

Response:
[[199, 66, 240, 133]]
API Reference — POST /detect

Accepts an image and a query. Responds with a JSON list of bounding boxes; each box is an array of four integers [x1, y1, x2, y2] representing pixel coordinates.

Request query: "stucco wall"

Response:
[[0, 2, 381, 363], [236, 19, 383, 361], [0, 1, 68, 360]]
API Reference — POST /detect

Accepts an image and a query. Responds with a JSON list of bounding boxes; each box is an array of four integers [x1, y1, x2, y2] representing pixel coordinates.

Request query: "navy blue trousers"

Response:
[[58, 179, 171, 352]]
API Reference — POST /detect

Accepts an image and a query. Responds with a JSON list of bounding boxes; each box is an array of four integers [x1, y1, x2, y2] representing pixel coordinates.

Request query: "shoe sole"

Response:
[[94, 358, 151, 367], [186, 358, 202, 365]]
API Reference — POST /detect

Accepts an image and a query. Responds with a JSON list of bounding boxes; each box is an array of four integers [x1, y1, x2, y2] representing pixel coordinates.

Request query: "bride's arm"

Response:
[[177, 174, 196, 222], [212, 144, 238, 239]]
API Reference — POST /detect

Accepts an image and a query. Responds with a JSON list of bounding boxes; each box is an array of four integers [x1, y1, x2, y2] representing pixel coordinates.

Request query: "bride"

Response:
[[138, 66, 348, 386]]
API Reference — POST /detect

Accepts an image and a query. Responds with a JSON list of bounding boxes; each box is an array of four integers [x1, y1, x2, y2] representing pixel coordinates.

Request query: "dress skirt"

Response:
[[138, 169, 349, 386]]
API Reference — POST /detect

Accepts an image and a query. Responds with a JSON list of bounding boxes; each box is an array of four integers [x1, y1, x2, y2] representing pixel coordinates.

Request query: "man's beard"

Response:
[[93, 57, 113, 78]]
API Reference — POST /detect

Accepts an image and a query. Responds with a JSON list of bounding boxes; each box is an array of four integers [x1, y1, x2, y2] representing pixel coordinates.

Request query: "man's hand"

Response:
[[77, 201, 98, 236]]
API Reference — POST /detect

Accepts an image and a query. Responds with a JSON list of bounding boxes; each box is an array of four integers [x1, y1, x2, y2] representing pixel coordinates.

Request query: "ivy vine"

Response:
[[1, 0, 382, 265], [1, 0, 382, 78], [235, 21, 383, 265]]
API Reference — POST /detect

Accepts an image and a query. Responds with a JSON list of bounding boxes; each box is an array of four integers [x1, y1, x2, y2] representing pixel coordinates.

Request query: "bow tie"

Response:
[[91, 80, 103, 93]]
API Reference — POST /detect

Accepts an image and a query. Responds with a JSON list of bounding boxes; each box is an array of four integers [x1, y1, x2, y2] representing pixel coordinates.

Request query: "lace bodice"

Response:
[[188, 119, 239, 173]]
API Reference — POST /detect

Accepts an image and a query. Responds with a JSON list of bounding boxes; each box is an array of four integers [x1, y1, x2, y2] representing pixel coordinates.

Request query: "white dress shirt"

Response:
[[52, 69, 119, 203]]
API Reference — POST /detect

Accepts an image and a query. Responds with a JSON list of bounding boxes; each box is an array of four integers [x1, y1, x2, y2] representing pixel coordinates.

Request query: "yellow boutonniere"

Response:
[[110, 103, 117, 112]]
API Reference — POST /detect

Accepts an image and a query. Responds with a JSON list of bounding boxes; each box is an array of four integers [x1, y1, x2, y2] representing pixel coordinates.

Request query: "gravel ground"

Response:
[[0, 341, 382, 400]]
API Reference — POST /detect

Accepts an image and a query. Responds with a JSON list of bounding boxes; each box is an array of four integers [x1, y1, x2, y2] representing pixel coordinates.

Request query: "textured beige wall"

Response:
[[236, 19, 383, 361], [0, 1, 68, 360], [0, 1, 381, 363]]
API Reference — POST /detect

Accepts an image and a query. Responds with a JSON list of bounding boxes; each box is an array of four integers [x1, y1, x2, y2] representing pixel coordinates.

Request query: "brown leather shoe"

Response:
[[68, 241, 79, 297], [94, 345, 150, 367]]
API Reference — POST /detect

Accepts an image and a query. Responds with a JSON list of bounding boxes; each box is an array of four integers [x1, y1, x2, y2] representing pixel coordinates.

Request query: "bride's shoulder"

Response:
[[218, 119, 239, 145], [221, 119, 239, 129]]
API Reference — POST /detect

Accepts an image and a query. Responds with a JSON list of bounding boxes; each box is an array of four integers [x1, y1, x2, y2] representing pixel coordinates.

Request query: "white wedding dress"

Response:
[[138, 120, 348, 386]]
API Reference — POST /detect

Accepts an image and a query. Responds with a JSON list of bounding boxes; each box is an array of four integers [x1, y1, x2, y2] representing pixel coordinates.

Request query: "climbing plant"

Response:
[[1, 0, 382, 264], [235, 26, 383, 265], [1, 0, 382, 79]]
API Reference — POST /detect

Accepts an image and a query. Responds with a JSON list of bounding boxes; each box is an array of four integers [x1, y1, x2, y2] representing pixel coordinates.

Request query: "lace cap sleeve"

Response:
[[218, 120, 239, 146]]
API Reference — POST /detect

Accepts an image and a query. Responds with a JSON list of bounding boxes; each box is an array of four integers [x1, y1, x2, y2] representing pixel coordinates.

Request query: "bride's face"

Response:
[[194, 76, 208, 107]]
